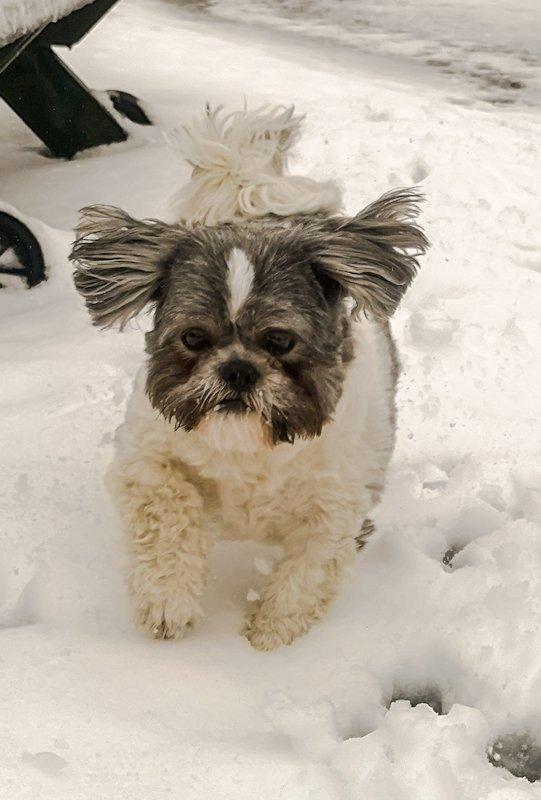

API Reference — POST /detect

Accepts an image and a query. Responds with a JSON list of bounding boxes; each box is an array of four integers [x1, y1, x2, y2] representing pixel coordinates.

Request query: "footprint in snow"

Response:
[[407, 307, 459, 350], [442, 544, 463, 570], [410, 159, 430, 184], [21, 751, 68, 774], [389, 686, 445, 715], [488, 734, 541, 783]]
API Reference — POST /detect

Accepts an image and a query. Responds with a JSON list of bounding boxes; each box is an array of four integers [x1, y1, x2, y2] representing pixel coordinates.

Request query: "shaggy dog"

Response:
[[71, 106, 427, 651]]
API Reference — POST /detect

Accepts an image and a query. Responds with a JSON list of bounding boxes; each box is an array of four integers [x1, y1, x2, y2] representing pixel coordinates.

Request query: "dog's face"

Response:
[[71, 190, 427, 446], [145, 228, 353, 445]]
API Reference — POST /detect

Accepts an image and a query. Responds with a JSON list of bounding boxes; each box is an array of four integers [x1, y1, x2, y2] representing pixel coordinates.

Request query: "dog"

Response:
[[70, 105, 427, 651]]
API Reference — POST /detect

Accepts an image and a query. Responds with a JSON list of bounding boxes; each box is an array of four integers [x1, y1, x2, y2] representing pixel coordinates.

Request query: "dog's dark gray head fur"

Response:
[[70, 190, 427, 445]]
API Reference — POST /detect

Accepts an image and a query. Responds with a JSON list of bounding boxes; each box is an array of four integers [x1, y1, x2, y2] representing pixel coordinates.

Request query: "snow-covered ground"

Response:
[[1, 0, 540, 797], [202, 0, 541, 109]]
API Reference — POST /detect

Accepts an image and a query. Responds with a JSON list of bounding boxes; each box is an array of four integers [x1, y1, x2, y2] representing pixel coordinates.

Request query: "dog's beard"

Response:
[[195, 409, 269, 453], [147, 366, 332, 450], [152, 381, 291, 449]]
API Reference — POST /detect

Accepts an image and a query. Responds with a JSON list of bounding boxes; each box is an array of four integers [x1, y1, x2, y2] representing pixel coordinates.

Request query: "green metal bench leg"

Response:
[[0, 44, 127, 159]]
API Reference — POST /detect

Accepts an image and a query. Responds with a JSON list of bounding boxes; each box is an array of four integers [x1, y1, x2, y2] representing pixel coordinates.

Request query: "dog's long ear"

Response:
[[308, 189, 428, 319], [70, 206, 183, 330]]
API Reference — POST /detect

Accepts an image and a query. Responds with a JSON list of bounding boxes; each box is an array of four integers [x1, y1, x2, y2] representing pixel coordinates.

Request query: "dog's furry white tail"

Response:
[[167, 104, 342, 225]]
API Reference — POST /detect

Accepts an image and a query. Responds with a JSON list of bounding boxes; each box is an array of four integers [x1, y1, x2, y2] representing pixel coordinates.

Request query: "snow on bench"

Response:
[[0, 0, 128, 159], [0, 0, 94, 46]]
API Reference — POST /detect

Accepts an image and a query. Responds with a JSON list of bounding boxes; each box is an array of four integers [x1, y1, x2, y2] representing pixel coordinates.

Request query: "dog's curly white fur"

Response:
[[71, 104, 427, 651], [167, 104, 342, 224]]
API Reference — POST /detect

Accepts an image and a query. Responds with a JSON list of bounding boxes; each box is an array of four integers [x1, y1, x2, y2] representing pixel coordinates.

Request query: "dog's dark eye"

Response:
[[263, 330, 296, 356], [181, 327, 212, 351]]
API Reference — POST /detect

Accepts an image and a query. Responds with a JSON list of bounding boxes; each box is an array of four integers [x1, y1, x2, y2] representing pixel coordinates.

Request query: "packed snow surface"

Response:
[[204, 0, 541, 108], [0, 0, 540, 798]]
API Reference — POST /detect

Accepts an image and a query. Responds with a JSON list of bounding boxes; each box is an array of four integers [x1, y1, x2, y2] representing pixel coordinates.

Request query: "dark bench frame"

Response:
[[0, 0, 128, 159], [0, 212, 47, 288]]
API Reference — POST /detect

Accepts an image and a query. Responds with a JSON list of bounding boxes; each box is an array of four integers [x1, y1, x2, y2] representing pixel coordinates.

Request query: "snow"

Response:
[[0, 0, 93, 45], [204, 0, 541, 109], [0, 0, 540, 797]]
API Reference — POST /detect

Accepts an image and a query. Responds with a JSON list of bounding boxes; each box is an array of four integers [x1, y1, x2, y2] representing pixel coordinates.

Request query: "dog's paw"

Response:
[[134, 596, 202, 641], [245, 610, 307, 651]]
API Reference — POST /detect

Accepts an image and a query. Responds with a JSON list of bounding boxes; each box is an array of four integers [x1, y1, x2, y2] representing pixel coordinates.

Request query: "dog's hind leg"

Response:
[[112, 454, 210, 640]]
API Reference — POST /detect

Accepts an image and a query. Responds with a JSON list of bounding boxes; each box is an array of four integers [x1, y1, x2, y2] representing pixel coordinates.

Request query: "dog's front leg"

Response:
[[113, 456, 210, 640], [246, 497, 360, 651]]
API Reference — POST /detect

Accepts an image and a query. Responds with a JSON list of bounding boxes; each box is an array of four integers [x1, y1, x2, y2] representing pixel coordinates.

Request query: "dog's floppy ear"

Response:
[[308, 189, 428, 319], [70, 206, 182, 330]]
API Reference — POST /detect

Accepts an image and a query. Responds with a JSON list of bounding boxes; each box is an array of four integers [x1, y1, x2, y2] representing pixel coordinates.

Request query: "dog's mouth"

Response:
[[214, 397, 250, 414]]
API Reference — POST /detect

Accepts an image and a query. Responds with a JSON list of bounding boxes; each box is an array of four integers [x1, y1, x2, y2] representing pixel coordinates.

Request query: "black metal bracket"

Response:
[[0, 0, 128, 159], [0, 212, 46, 288], [0, 45, 127, 159]]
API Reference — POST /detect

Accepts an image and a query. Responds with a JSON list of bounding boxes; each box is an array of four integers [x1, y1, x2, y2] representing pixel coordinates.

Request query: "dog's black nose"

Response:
[[219, 359, 259, 392]]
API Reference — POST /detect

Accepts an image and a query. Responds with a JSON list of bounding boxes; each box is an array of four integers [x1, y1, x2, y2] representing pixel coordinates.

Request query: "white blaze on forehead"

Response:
[[227, 247, 254, 317]]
